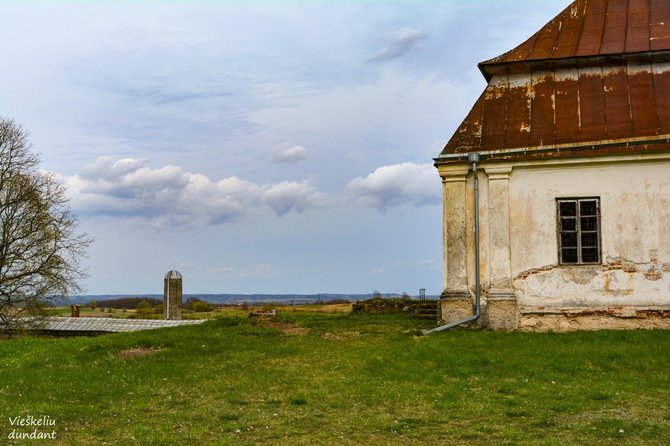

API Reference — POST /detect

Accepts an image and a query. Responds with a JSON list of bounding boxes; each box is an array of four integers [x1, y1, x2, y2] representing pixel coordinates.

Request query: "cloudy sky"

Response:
[[0, 0, 568, 296]]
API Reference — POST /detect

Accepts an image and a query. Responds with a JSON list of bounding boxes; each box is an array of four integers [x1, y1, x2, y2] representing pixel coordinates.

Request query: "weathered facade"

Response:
[[437, 0, 670, 330]]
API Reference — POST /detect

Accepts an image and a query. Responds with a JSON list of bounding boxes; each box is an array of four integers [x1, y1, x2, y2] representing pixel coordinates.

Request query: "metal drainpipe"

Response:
[[423, 152, 481, 335]]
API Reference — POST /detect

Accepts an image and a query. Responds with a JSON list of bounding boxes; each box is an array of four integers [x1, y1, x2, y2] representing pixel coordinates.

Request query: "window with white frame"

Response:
[[557, 198, 601, 265]]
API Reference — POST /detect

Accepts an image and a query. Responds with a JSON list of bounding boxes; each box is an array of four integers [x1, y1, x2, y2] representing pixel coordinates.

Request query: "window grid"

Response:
[[557, 198, 601, 265]]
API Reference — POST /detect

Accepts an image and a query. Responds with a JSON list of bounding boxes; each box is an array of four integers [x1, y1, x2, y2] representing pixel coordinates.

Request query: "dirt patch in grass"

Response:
[[259, 319, 309, 335], [322, 331, 360, 341], [117, 347, 162, 359], [316, 303, 352, 313]]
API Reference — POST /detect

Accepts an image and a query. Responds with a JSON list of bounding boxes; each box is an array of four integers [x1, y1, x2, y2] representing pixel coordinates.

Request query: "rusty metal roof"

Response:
[[481, 0, 670, 74], [440, 0, 670, 160]]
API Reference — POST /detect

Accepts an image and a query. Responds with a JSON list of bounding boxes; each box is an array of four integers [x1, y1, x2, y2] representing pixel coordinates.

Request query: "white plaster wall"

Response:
[[508, 158, 670, 307]]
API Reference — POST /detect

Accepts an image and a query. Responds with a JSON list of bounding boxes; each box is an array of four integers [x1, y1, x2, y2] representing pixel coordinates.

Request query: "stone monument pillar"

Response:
[[164, 270, 183, 320]]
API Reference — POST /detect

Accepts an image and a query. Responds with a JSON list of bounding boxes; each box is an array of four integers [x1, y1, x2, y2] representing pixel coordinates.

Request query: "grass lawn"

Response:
[[45, 306, 241, 320], [45, 303, 350, 320], [1, 311, 669, 445], [46, 307, 137, 318]]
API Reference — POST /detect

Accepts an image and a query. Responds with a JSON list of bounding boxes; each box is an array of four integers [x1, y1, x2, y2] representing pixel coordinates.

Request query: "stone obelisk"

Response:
[[164, 270, 183, 320]]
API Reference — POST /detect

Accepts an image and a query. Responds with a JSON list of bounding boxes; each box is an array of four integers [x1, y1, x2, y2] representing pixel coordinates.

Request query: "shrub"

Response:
[[192, 301, 213, 313], [95, 297, 162, 309], [184, 297, 213, 312], [136, 300, 152, 315]]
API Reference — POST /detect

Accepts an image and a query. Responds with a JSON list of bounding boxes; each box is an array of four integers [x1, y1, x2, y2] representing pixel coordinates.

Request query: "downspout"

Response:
[[423, 152, 481, 335]]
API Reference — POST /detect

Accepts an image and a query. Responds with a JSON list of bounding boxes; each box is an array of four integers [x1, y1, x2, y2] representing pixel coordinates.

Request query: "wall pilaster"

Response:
[[438, 167, 472, 322], [485, 166, 517, 329], [440, 167, 470, 298]]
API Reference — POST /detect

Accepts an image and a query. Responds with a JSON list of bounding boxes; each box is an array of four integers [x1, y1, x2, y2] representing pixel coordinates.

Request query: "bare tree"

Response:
[[0, 118, 92, 329]]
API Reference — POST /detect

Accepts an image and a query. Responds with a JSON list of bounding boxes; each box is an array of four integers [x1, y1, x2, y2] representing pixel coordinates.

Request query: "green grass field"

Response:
[[45, 306, 222, 320], [1, 310, 669, 445]]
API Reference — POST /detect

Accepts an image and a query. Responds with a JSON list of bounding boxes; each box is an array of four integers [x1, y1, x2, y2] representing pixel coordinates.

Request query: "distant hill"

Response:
[[69, 293, 438, 306], [93, 297, 163, 309]]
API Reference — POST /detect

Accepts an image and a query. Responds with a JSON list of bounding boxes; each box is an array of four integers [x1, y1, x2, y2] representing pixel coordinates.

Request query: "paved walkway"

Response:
[[10, 317, 207, 334]]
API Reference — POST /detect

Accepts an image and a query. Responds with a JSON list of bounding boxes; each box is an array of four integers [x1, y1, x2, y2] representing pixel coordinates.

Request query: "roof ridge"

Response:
[[479, 0, 670, 75]]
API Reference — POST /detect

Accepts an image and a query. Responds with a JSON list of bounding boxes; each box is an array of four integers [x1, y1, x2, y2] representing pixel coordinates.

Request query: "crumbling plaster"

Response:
[[438, 153, 670, 329], [508, 155, 670, 309]]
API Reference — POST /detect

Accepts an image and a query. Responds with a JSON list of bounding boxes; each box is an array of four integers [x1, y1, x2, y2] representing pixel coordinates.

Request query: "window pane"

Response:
[[581, 216, 597, 231], [557, 197, 601, 265], [582, 248, 599, 263], [562, 248, 578, 263], [580, 200, 597, 216], [581, 232, 598, 247], [559, 201, 577, 217], [561, 218, 576, 231], [561, 232, 578, 247]]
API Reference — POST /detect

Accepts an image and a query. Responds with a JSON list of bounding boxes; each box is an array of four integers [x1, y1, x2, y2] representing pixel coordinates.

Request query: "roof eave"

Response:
[[477, 50, 670, 83], [435, 135, 670, 166]]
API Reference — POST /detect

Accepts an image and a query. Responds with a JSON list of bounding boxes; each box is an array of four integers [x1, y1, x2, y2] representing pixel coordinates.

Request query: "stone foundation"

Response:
[[439, 293, 476, 326], [519, 306, 670, 331], [487, 296, 519, 330], [438, 296, 670, 331]]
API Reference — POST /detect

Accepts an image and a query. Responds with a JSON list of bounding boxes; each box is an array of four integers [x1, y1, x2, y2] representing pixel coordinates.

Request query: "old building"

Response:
[[436, 0, 670, 331]]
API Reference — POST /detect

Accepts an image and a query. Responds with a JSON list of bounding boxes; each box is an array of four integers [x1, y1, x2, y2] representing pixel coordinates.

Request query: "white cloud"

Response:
[[347, 162, 440, 212], [268, 143, 308, 163], [64, 156, 327, 226], [80, 156, 149, 181], [262, 181, 328, 216], [369, 27, 428, 62]]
